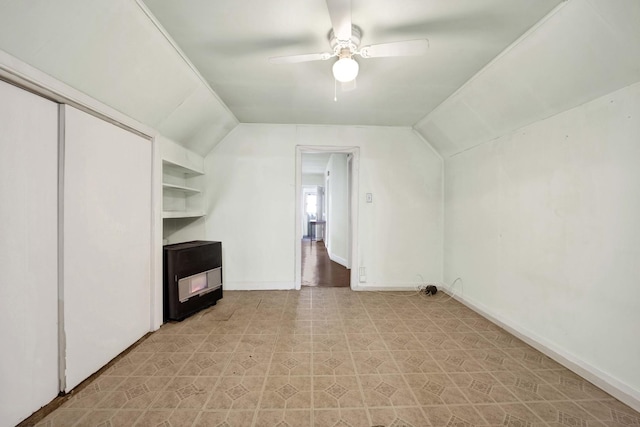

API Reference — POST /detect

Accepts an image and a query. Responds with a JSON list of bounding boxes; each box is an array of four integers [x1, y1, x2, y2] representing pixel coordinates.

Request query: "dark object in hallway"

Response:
[[301, 238, 350, 287], [163, 240, 223, 321], [425, 285, 438, 295]]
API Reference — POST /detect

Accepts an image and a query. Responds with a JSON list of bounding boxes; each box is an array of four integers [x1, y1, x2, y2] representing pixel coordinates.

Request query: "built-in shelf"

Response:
[[162, 157, 205, 222], [162, 210, 205, 219], [162, 159, 204, 176], [162, 182, 201, 194], [161, 143, 207, 243]]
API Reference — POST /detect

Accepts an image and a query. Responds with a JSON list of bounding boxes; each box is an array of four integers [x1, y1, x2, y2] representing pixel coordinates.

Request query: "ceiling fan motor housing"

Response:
[[267, 1, 430, 90], [328, 24, 362, 56]]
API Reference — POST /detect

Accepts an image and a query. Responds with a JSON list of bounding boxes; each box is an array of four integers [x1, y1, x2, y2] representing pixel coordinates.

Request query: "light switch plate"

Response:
[[366, 193, 373, 203]]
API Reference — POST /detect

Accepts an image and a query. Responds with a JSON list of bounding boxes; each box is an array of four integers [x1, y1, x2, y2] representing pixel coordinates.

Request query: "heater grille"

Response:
[[178, 267, 222, 302]]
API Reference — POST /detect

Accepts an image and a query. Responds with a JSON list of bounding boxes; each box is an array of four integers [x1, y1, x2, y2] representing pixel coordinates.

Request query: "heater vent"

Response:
[[178, 267, 222, 302]]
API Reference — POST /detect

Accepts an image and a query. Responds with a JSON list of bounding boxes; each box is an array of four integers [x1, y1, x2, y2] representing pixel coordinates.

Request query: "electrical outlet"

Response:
[[359, 267, 366, 283], [366, 193, 373, 203]]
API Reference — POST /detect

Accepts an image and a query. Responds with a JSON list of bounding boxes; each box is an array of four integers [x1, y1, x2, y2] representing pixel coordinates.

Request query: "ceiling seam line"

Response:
[[447, 79, 640, 160], [411, 129, 443, 161], [134, 0, 240, 126], [413, 0, 571, 130]]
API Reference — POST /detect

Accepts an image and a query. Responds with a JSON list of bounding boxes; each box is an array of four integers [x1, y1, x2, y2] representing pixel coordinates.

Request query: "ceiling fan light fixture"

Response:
[[332, 57, 359, 82]]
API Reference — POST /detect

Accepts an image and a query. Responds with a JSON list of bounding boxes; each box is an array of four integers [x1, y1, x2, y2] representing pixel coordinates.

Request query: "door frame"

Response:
[[346, 153, 353, 269], [295, 145, 360, 290], [324, 172, 330, 249]]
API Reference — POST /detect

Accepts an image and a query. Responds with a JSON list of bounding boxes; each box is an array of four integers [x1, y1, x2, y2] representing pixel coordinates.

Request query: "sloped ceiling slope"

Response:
[[415, 0, 640, 158], [0, 0, 237, 156], [142, 0, 561, 127]]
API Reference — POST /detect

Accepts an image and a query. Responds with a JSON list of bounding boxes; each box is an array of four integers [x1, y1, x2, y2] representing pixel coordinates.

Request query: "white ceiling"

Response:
[[415, 0, 640, 157], [302, 153, 332, 175], [142, 0, 561, 126], [1, 0, 638, 159], [0, 0, 237, 156]]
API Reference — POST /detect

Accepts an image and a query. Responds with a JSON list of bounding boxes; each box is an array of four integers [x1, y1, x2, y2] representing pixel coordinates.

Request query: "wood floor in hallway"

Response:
[[301, 238, 350, 287]]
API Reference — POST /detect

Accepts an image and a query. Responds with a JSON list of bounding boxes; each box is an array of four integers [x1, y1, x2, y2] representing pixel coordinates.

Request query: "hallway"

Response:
[[301, 238, 350, 287]]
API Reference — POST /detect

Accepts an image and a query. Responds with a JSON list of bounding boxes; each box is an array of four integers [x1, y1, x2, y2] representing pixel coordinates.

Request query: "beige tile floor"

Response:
[[35, 288, 639, 427]]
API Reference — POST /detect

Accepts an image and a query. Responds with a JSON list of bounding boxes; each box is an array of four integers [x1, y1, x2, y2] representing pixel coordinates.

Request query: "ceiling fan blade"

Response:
[[203, 35, 317, 56], [341, 79, 357, 92], [359, 39, 429, 58], [269, 52, 331, 64], [375, 11, 491, 38], [326, 0, 352, 41]]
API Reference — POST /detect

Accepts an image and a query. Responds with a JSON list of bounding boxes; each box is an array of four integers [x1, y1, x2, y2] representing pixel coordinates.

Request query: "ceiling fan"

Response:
[[268, 0, 429, 90]]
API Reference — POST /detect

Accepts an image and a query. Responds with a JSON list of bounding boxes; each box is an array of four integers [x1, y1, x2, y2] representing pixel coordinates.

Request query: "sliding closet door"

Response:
[[63, 105, 151, 390], [0, 80, 59, 425]]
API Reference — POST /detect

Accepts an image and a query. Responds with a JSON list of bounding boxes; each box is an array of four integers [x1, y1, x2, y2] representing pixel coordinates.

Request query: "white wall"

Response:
[[0, 80, 59, 427], [444, 82, 640, 408], [63, 106, 152, 391], [163, 217, 206, 244], [161, 135, 205, 173], [204, 124, 443, 290], [325, 154, 349, 266], [302, 173, 324, 186]]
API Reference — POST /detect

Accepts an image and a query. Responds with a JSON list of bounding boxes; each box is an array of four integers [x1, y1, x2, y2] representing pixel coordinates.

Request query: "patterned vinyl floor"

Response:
[[34, 288, 639, 427]]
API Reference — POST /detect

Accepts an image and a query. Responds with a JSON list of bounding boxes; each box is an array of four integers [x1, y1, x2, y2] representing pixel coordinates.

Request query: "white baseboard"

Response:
[[354, 283, 420, 292], [327, 252, 349, 268], [223, 281, 295, 291], [443, 288, 640, 412]]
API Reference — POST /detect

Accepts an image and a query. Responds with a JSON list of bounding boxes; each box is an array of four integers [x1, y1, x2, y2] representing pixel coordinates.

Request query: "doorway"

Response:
[[295, 146, 359, 289]]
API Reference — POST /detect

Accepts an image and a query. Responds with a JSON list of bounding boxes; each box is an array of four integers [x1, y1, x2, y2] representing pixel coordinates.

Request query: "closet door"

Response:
[[0, 80, 59, 425], [62, 105, 151, 390]]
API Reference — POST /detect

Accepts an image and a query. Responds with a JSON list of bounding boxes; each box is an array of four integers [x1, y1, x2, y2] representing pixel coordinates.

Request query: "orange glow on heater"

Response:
[[190, 273, 207, 293]]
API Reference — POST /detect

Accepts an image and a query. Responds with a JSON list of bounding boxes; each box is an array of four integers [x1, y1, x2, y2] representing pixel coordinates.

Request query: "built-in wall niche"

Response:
[[163, 216, 205, 245], [162, 159, 204, 219]]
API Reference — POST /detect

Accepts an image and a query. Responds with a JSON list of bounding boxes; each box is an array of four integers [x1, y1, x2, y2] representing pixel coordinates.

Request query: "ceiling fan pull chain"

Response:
[[334, 78, 338, 102]]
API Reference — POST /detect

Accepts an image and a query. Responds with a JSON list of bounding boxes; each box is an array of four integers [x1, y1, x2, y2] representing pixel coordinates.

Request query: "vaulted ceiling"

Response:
[[0, 1, 639, 158], [142, 0, 561, 126], [0, 0, 238, 156], [415, 0, 640, 157]]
